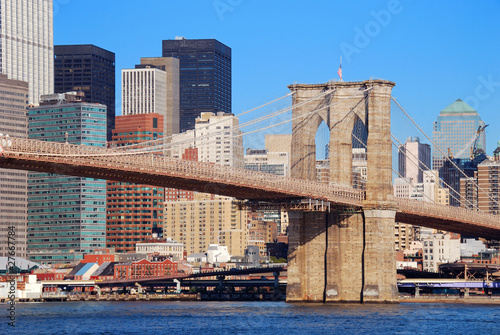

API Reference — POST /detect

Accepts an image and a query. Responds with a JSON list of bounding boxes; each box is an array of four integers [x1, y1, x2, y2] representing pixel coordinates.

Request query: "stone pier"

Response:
[[287, 80, 398, 303]]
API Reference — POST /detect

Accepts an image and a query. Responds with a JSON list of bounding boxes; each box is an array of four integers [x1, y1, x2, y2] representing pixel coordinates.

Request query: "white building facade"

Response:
[[135, 238, 184, 261], [122, 67, 167, 116], [244, 150, 290, 177], [171, 112, 244, 168], [0, 0, 54, 105], [206, 244, 230, 264], [423, 233, 461, 272]]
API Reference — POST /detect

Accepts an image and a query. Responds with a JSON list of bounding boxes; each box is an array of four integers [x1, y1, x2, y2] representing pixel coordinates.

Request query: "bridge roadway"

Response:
[[1, 137, 500, 239]]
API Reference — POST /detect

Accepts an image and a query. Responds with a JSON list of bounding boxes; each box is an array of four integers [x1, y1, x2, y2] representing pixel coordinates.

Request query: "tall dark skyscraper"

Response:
[[54, 44, 115, 141], [162, 37, 231, 133]]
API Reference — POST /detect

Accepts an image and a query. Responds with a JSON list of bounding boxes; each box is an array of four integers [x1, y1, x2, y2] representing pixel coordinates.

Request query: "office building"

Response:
[[122, 66, 170, 136], [398, 136, 431, 184], [27, 92, 107, 264], [107, 113, 165, 253], [0, 0, 54, 105], [54, 44, 115, 141], [162, 37, 231, 132], [122, 67, 166, 116], [0, 74, 29, 258], [432, 99, 486, 171], [138, 57, 180, 136]]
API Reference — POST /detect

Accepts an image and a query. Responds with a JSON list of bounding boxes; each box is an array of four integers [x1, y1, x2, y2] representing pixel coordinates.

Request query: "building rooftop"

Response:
[[75, 263, 96, 276], [440, 99, 477, 115]]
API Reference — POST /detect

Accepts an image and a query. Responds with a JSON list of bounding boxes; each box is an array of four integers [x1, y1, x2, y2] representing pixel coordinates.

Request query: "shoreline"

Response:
[[6, 294, 500, 304]]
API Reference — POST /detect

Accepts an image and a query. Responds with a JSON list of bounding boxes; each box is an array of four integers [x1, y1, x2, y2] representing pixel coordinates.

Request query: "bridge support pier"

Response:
[[287, 80, 398, 303], [287, 211, 365, 303], [361, 208, 398, 302], [286, 208, 397, 303]]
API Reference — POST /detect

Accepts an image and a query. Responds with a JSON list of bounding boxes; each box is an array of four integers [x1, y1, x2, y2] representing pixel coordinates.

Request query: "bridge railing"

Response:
[[4, 137, 365, 207], [397, 198, 500, 227]]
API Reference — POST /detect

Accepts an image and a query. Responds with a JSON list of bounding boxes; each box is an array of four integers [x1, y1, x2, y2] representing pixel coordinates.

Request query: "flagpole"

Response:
[[340, 56, 342, 82], [337, 56, 343, 82]]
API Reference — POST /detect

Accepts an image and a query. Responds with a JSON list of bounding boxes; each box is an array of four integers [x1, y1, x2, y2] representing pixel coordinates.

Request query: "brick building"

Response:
[[107, 114, 165, 253], [114, 259, 177, 279]]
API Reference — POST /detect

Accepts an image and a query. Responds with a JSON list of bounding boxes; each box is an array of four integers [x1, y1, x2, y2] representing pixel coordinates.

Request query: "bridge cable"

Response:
[[22, 89, 373, 159], [112, 90, 333, 154], [114, 92, 295, 150]]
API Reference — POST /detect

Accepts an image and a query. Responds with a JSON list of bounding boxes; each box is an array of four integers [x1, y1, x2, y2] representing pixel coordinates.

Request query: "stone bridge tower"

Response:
[[286, 79, 398, 303]]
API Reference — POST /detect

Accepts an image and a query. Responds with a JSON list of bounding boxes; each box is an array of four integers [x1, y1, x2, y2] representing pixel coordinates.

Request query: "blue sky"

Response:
[[54, 0, 500, 154]]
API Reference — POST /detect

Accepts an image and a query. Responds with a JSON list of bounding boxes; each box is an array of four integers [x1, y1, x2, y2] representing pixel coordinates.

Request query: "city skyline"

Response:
[[53, 1, 500, 154]]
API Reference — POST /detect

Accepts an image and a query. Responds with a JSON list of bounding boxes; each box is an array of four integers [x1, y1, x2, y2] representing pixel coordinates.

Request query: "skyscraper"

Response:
[[27, 92, 107, 264], [107, 113, 165, 253], [54, 44, 115, 141], [162, 37, 231, 133], [432, 99, 486, 171], [0, 75, 29, 258], [398, 136, 431, 184], [121, 57, 180, 138], [122, 66, 170, 137], [138, 57, 180, 136], [0, 0, 54, 105]]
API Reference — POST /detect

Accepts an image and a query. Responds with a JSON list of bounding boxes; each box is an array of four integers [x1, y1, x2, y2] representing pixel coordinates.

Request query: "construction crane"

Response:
[[450, 125, 488, 160]]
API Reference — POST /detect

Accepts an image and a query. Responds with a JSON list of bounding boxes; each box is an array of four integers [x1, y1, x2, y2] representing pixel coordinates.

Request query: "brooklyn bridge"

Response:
[[1, 79, 499, 303]]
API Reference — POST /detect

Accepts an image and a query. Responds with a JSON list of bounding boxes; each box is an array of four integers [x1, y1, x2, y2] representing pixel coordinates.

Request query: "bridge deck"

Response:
[[0, 137, 363, 206], [1, 137, 499, 239]]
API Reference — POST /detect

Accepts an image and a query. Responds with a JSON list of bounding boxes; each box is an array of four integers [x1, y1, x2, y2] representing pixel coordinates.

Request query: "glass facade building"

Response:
[[27, 94, 107, 264], [432, 99, 486, 171], [54, 44, 115, 141], [162, 38, 231, 133]]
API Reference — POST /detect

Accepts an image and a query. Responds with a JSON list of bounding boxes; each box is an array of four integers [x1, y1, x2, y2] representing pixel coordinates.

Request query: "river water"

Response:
[[6, 301, 500, 334]]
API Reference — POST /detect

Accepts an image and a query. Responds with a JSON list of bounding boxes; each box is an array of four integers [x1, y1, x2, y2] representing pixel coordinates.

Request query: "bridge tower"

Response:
[[287, 79, 398, 303]]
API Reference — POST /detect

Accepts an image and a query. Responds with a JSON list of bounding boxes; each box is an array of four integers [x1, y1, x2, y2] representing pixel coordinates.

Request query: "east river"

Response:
[[7, 301, 500, 334]]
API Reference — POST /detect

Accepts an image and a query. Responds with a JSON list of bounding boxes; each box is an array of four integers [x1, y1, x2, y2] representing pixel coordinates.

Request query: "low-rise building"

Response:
[[81, 249, 116, 265], [74, 263, 99, 280], [0, 275, 42, 299], [114, 259, 177, 280], [206, 244, 231, 264], [461, 238, 488, 257], [423, 233, 461, 272], [135, 237, 184, 261], [89, 262, 116, 281]]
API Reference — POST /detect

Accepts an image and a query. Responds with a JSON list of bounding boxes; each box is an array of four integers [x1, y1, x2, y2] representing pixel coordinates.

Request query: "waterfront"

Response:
[[8, 301, 500, 334]]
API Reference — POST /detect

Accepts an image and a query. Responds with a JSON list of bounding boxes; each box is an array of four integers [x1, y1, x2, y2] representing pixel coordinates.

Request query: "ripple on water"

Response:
[[9, 301, 500, 335]]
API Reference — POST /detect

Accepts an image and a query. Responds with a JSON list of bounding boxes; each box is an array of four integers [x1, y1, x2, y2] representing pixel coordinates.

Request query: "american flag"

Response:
[[337, 58, 343, 81]]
